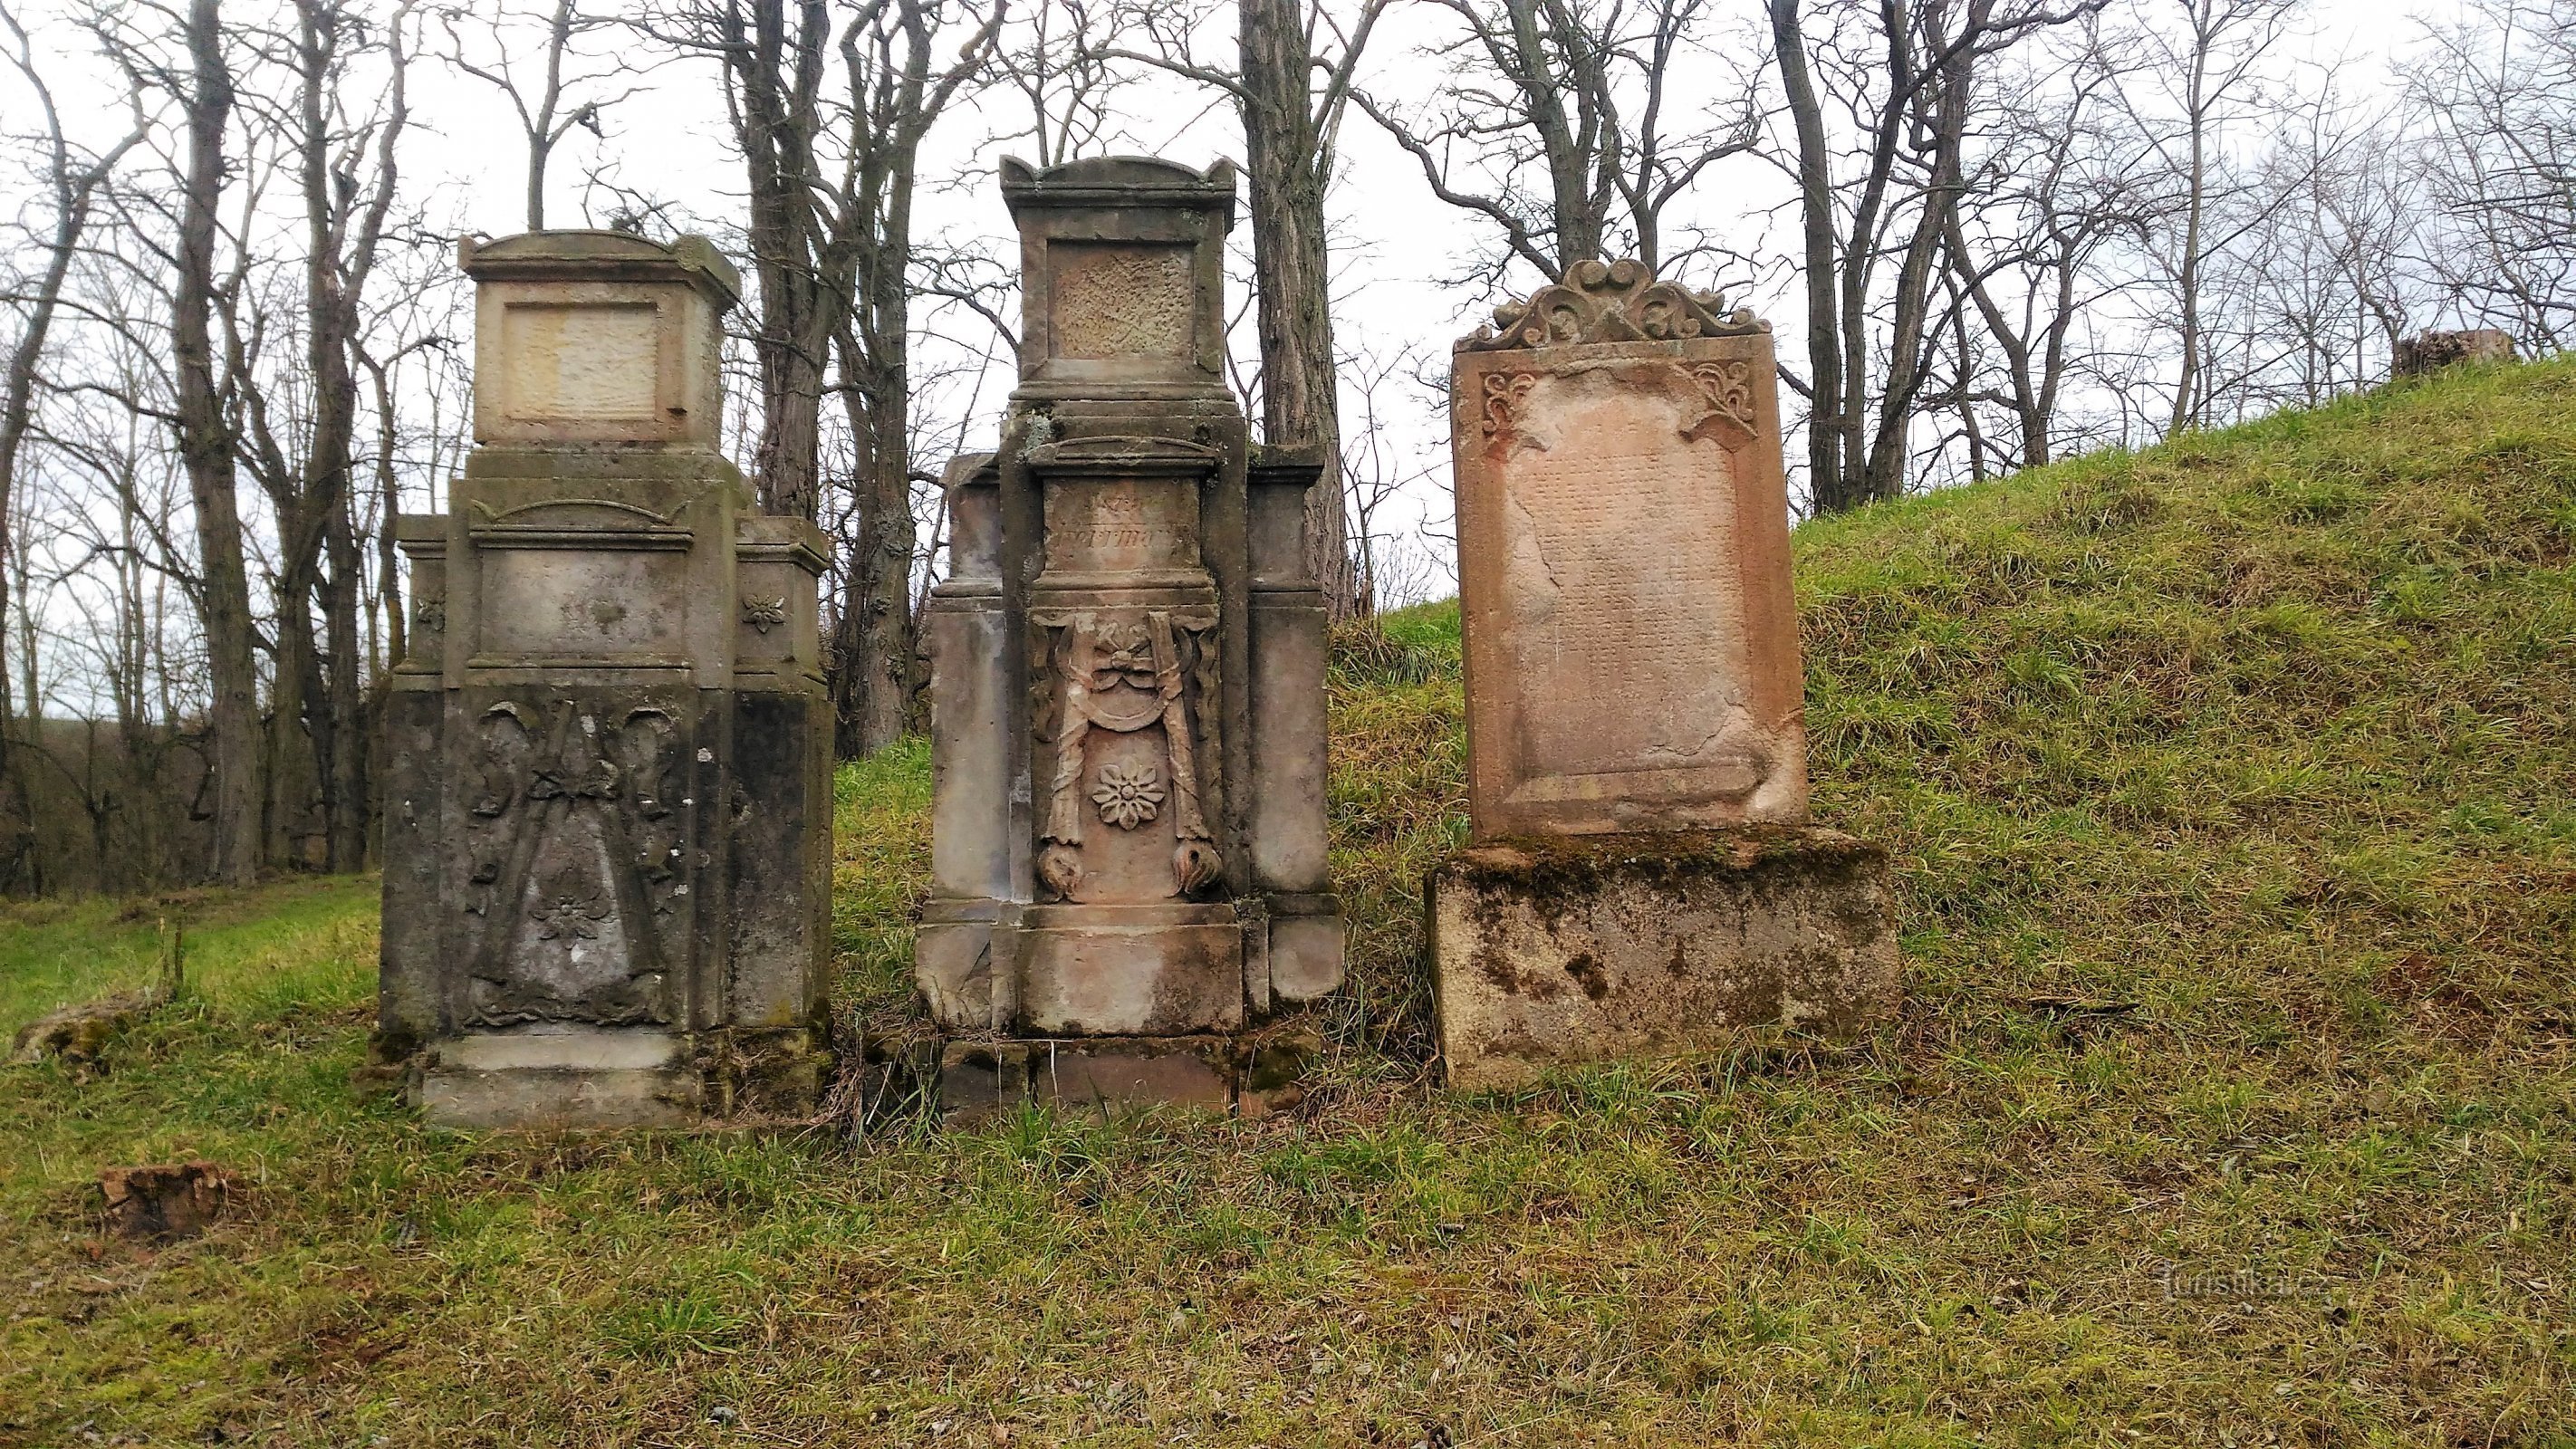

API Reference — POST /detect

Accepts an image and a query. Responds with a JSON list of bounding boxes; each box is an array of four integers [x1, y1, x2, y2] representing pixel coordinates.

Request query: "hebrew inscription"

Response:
[[1495, 387, 1751, 781], [1450, 281, 1809, 836]]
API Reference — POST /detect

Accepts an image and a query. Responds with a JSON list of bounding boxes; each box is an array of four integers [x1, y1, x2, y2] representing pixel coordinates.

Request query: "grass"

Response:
[[5, 360, 2576, 1444]]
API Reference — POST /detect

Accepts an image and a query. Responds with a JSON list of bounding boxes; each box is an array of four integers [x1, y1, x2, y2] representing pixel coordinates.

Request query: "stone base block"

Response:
[[414, 1025, 827, 1129], [938, 1035, 1233, 1120], [1264, 894, 1346, 1003], [928, 1023, 1329, 1123], [1427, 827, 1899, 1090], [1018, 905, 1245, 1035]]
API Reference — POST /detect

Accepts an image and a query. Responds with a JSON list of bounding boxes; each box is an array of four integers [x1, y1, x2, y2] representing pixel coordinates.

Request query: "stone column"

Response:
[[377, 231, 834, 1128], [1428, 260, 1899, 1089], [917, 157, 1342, 1113]]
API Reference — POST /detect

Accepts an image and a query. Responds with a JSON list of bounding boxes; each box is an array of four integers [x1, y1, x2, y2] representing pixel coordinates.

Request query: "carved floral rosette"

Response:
[[1026, 605, 1223, 904], [1457, 257, 1766, 353], [457, 696, 691, 1027]]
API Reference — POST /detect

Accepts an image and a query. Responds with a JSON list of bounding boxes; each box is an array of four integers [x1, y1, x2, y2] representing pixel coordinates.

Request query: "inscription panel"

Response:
[[1050, 243, 1193, 360], [1041, 477, 1202, 574], [1495, 398, 1748, 780], [500, 302, 660, 422], [480, 547, 689, 660], [1453, 333, 1809, 836]]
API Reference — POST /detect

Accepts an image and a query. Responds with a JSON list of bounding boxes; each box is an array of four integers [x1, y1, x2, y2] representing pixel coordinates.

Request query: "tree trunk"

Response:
[[1770, 0, 1848, 512], [175, 0, 261, 888], [2170, 6, 2212, 435], [832, 315, 914, 756], [1862, 1, 1979, 504], [733, 0, 833, 523], [1239, 0, 1355, 615], [322, 488, 366, 869]]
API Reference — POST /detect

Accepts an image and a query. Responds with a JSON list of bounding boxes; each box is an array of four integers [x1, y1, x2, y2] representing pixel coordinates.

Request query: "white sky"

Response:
[[5, 0, 2449, 610]]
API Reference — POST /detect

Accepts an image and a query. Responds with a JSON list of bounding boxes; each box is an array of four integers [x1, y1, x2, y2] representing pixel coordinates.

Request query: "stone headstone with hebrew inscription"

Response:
[[912, 157, 1342, 1116], [375, 232, 834, 1128], [1428, 260, 1898, 1089], [1450, 259, 1807, 837]]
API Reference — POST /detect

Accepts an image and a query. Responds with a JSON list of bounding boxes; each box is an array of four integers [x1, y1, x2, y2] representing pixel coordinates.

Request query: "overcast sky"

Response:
[[6, 0, 2452, 603]]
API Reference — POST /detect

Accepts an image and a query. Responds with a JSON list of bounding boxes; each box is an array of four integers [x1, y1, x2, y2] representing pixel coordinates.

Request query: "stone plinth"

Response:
[[1430, 260, 1896, 1088], [915, 158, 1341, 1103], [1428, 830, 1898, 1089], [378, 231, 834, 1128]]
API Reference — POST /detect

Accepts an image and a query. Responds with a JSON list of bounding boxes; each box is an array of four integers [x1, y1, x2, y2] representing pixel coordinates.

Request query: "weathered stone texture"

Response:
[[1450, 259, 1807, 839], [1428, 830, 1898, 1089], [916, 157, 1342, 1090], [379, 231, 833, 1128]]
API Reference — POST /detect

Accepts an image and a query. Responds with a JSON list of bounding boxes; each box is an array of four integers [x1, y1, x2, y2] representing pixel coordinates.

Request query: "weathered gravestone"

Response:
[[1429, 259, 1899, 1089], [915, 157, 1341, 1113], [377, 231, 834, 1128], [2393, 328, 2516, 378]]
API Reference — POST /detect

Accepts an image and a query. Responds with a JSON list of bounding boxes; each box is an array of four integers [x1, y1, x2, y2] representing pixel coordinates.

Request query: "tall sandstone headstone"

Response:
[[377, 231, 834, 1128], [916, 157, 1342, 1112], [1430, 260, 1899, 1089]]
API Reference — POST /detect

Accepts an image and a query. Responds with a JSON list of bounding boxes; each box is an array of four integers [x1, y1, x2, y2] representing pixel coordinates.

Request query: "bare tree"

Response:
[[1767, 0, 2103, 512], [1094, 0, 1388, 617], [443, 0, 645, 231], [0, 2, 146, 880], [1331, 338, 1437, 614], [646, 0, 998, 753], [988, 0, 1126, 167], [2405, 0, 2576, 350], [2122, 0, 2298, 433], [827, 0, 1004, 753], [1940, 14, 2148, 468], [150, 0, 264, 886], [1356, 0, 1762, 284]]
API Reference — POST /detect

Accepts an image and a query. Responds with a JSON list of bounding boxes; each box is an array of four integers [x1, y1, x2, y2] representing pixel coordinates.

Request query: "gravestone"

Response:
[[915, 157, 1341, 1112], [2393, 328, 2515, 378], [377, 231, 834, 1128], [1430, 259, 1898, 1089]]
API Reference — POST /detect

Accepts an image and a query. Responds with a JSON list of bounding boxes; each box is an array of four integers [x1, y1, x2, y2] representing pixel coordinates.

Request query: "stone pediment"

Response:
[[1457, 258, 1767, 353], [458, 230, 739, 307], [1024, 433, 1222, 477], [1000, 154, 1238, 208]]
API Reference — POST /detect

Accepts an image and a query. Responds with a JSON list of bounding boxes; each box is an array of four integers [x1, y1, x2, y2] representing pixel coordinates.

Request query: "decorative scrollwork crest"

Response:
[[1457, 258, 1766, 352]]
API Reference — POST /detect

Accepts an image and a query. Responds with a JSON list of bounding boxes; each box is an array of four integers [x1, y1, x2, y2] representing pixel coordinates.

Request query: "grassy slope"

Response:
[[5, 362, 2574, 1446]]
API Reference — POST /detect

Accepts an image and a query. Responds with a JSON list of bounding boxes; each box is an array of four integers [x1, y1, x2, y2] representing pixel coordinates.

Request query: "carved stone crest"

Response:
[[741, 595, 787, 635], [1481, 371, 1537, 437], [457, 697, 687, 1027], [1027, 607, 1222, 902], [1456, 258, 1766, 353], [1683, 360, 1757, 444]]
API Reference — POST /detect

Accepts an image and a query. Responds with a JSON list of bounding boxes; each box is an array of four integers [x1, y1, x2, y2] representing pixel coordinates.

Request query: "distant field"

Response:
[[4, 360, 2573, 1445]]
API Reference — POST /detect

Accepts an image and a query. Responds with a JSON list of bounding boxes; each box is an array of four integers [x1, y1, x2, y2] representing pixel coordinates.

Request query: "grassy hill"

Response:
[[5, 360, 2573, 1445]]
